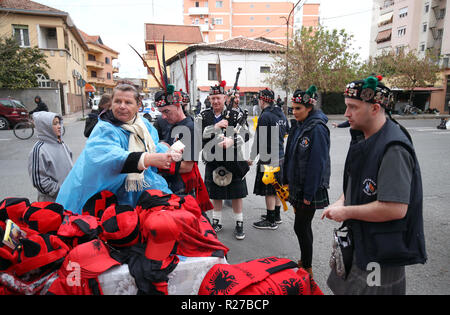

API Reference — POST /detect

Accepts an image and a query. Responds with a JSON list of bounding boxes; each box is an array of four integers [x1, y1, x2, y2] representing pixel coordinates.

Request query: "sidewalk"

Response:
[[63, 110, 87, 124]]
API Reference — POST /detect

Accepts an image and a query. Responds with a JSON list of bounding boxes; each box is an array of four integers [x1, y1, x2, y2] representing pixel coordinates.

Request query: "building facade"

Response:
[[166, 36, 285, 109], [79, 30, 119, 96], [370, 0, 450, 113], [183, 0, 320, 45], [0, 0, 89, 114], [144, 23, 204, 93]]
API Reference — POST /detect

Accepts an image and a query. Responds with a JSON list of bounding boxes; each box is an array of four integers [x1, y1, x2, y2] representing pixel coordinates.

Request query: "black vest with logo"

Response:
[[343, 119, 427, 269]]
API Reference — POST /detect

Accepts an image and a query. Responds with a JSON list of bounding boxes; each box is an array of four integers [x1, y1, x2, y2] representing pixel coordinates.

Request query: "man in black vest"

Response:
[[322, 76, 427, 295]]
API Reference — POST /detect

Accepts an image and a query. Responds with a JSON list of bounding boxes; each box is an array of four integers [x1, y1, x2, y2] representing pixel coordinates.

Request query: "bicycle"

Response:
[[13, 116, 66, 140]]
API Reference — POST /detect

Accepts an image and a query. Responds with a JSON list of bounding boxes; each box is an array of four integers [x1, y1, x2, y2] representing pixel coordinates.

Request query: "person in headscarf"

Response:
[[56, 84, 179, 214]]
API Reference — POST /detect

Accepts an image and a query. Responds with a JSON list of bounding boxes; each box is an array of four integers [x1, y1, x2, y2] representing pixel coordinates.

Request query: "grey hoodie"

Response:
[[28, 111, 73, 202]]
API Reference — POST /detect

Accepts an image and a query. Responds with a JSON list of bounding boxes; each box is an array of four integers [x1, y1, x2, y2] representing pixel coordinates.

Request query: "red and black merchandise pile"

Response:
[[0, 190, 228, 295], [0, 190, 323, 295]]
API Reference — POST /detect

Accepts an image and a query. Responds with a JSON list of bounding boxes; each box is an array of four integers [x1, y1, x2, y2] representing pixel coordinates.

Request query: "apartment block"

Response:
[[183, 0, 320, 45], [79, 30, 119, 95], [370, 0, 450, 113], [144, 23, 204, 92]]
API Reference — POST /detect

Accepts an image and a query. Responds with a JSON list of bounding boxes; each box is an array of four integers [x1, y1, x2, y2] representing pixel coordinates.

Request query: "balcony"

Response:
[[188, 6, 209, 16], [144, 52, 157, 60], [88, 76, 105, 85], [86, 60, 104, 69], [112, 66, 119, 73]]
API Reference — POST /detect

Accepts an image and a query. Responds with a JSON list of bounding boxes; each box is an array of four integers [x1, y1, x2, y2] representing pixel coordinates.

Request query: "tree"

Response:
[[266, 25, 361, 94], [0, 36, 49, 89], [360, 49, 441, 105]]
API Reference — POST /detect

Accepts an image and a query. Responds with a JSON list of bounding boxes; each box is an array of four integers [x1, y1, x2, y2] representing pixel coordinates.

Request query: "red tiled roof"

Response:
[[0, 0, 65, 14], [194, 36, 284, 53], [145, 23, 203, 44], [79, 29, 119, 55]]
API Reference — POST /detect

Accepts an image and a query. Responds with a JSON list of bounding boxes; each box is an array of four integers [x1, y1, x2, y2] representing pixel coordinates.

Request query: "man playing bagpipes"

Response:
[[197, 77, 250, 240]]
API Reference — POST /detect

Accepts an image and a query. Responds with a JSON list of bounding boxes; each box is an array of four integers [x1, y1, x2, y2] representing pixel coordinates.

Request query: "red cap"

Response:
[[64, 239, 120, 275], [22, 201, 64, 234], [144, 210, 180, 261], [100, 204, 140, 248]]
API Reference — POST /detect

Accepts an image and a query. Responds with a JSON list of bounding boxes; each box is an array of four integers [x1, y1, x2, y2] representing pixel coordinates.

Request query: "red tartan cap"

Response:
[[22, 201, 64, 234], [15, 233, 69, 276], [63, 239, 120, 275], [57, 214, 101, 242], [82, 190, 118, 219], [0, 197, 30, 226], [100, 204, 140, 248]]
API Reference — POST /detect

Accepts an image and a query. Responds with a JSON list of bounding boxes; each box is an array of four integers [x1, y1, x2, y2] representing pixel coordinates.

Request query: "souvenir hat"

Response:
[[63, 239, 120, 275], [210, 80, 227, 96], [344, 75, 392, 107], [292, 85, 318, 107], [100, 204, 140, 248], [180, 89, 190, 104], [22, 201, 65, 234], [0, 197, 30, 225], [258, 88, 275, 104], [135, 189, 184, 213], [15, 233, 69, 276], [82, 190, 118, 219], [57, 214, 101, 246], [143, 210, 180, 261]]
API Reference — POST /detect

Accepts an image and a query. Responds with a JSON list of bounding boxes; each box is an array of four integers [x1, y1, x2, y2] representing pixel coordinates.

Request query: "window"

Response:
[[105, 57, 110, 64], [88, 54, 96, 61], [260, 66, 270, 73], [420, 44, 425, 52], [266, 16, 270, 21], [107, 73, 111, 80], [397, 26, 406, 37], [215, 18, 223, 25], [437, 29, 444, 40], [423, 23, 427, 32], [399, 7, 408, 18], [13, 25, 30, 47], [216, 33, 223, 41], [91, 71, 97, 78], [395, 45, 405, 55], [195, 1, 199, 7], [425, 4, 429, 13], [250, 16, 254, 21], [216, 1, 223, 8], [250, 29, 254, 33], [147, 67, 155, 75], [438, 8, 446, 20], [208, 64, 218, 81]]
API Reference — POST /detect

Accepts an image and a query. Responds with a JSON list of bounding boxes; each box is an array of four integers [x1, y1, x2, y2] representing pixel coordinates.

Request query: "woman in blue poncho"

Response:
[[56, 84, 178, 214]]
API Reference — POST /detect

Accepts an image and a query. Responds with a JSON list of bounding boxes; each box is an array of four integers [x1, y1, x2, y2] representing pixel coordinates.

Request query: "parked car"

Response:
[[140, 99, 161, 122], [0, 98, 30, 130]]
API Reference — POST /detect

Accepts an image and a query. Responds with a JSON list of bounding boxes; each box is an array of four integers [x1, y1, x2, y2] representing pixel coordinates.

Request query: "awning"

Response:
[[378, 12, 393, 26], [375, 29, 392, 43], [85, 83, 96, 92]]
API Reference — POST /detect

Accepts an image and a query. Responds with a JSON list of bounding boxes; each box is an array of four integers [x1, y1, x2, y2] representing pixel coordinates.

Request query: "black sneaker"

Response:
[[212, 219, 223, 233], [261, 214, 282, 224], [253, 219, 278, 230], [234, 221, 245, 240]]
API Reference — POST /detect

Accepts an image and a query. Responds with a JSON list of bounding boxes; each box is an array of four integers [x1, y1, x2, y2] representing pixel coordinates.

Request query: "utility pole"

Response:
[[282, 0, 304, 115]]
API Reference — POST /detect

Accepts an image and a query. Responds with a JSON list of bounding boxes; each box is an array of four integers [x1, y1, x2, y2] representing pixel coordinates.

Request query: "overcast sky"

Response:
[[35, 0, 374, 78]]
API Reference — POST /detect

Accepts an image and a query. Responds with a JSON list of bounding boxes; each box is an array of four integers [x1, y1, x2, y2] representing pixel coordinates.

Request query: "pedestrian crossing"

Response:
[[407, 127, 449, 135]]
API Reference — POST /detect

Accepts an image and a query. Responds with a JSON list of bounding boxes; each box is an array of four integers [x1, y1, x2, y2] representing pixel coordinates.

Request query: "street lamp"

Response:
[[281, 0, 304, 114]]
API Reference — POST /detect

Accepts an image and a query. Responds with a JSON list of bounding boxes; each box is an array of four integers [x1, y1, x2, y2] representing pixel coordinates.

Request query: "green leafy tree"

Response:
[[360, 49, 441, 104], [267, 25, 361, 94], [0, 36, 49, 89]]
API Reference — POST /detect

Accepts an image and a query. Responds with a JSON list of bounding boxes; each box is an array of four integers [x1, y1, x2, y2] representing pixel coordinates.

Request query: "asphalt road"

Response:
[[0, 116, 448, 295]]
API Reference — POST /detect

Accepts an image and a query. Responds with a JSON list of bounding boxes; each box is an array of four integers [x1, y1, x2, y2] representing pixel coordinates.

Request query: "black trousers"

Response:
[[293, 207, 316, 269]]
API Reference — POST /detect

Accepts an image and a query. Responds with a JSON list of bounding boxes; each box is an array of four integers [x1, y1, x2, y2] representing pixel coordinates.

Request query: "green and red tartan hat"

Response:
[[210, 80, 227, 95], [292, 85, 318, 106], [344, 75, 392, 107]]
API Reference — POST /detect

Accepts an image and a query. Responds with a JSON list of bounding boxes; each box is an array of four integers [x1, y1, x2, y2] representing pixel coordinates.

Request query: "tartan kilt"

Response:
[[288, 186, 329, 211], [204, 162, 248, 200], [253, 161, 284, 196]]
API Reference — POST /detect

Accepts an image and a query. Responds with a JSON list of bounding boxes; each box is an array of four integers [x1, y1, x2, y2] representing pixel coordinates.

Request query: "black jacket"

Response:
[[344, 119, 427, 269]]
